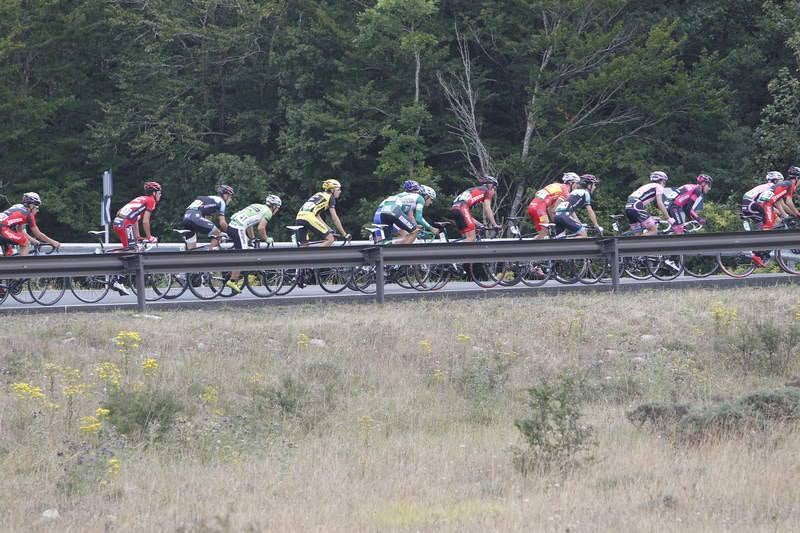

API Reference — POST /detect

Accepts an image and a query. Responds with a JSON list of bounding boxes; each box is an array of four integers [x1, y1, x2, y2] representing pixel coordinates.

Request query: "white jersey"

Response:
[[229, 203, 272, 230]]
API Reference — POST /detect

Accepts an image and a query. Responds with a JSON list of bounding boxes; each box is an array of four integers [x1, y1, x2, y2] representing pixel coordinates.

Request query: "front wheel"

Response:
[[776, 248, 800, 275], [28, 277, 67, 306], [187, 271, 226, 300], [245, 270, 284, 297], [316, 267, 353, 294], [70, 276, 111, 303], [647, 255, 683, 281], [682, 254, 719, 278], [468, 261, 510, 289], [716, 253, 756, 279]]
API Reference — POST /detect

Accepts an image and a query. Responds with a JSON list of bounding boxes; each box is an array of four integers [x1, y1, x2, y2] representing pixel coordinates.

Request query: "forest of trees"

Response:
[[1, 0, 799, 240]]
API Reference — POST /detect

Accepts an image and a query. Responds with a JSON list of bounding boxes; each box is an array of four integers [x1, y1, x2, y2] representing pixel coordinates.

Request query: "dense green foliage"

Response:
[[1, 0, 799, 239]]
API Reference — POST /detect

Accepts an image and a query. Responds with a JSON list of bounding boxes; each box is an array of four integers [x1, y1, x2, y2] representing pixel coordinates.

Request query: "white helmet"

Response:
[[766, 171, 783, 183], [562, 172, 581, 184], [650, 171, 669, 183], [22, 192, 41, 206], [265, 194, 282, 208], [420, 185, 436, 200]]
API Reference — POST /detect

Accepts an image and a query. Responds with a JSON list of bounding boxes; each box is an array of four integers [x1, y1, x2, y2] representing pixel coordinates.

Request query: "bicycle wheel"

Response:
[[349, 265, 377, 294], [70, 276, 111, 303], [187, 271, 226, 300], [519, 259, 553, 287], [579, 258, 607, 285], [413, 263, 451, 291], [28, 277, 66, 306], [468, 261, 510, 289], [392, 265, 416, 289], [316, 267, 353, 294], [622, 256, 654, 280], [647, 255, 683, 281], [552, 260, 583, 284], [162, 273, 190, 300], [128, 273, 172, 302], [716, 252, 756, 279], [245, 270, 284, 297], [275, 269, 300, 295], [0, 284, 7, 305], [10, 279, 35, 304], [776, 248, 800, 275], [682, 254, 720, 277]]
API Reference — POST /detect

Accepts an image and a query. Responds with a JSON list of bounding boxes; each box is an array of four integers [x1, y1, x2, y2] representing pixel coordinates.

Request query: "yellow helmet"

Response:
[[322, 178, 341, 191]]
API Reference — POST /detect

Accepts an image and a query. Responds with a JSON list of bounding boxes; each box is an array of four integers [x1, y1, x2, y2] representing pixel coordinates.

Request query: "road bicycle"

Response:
[[69, 231, 168, 303], [717, 216, 800, 278], [0, 243, 66, 306], [275, 227, 354, 295]]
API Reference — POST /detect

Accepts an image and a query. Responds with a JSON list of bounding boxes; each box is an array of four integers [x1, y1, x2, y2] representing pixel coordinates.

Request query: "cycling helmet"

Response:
[[479, 175, 498, 186], [420, 185, 437, 200], [562, 172, 581, 184], [580, 174, 599, 186], [766, 171, 783, 183], [322, 178, 341, 191], [22, 192, 41, 206], [787, 166, 800, 179], [265, 194, 282, 208], [144, 181, 162, 194], [216, 184, 234, 196], [696, 174, 713, 185], [650, 171, 669, 183], [403, 180, 421, 193]]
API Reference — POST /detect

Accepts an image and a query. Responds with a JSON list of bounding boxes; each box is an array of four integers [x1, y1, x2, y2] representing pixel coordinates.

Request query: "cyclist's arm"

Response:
[[414, 199, 435, 233], [328, 207, 347, 237], [29, 226, 60, 248], [218, 215, 229, 232], [141, 211, 153, 239], [687, 195, 704, 221], [256, 218, 268, 241], [482, 199, 499, 227], [785, 196, 800, 217], [22, 228, 40, 246], [585, 205, 600, 229], [655, 195, 671, 221]]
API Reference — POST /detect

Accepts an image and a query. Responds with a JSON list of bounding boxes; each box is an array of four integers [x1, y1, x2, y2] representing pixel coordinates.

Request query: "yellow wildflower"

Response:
[[115, 330, 142, 351], [456, 334, 471, 342], [79, 415, 102, 434], [95, 408, 110, 419], [433, 368, 444, 384], [297, 333, 310, 349], [142, 358, 159, 377], [106, 458, 120, 477], [11, 382, 46, 400], [63, 383, 92, 397], [96, 362, 121, 388], [201, 385, 218, 405], [419, 340, 432, 353], [360, 415, 374, 432]]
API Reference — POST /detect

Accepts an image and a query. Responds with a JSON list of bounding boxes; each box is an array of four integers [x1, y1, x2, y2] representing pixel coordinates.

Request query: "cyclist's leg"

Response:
[[181, 213, 203, 250], [1, 227, 29, 255], [451, 205, 476, 242]]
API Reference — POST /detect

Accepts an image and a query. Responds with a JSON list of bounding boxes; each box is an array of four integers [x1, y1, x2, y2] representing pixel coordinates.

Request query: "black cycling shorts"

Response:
[[554, 213, 582, 234], [379, 208, 416, 233], [182, 210, 217, 241]]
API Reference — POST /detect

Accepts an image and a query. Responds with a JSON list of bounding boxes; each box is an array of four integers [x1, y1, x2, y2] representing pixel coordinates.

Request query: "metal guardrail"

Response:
[[1, 230, 799, 310]]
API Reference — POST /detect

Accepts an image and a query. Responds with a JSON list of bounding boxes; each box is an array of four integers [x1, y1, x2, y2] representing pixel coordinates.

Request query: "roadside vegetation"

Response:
[[2, 286, 799, 531]]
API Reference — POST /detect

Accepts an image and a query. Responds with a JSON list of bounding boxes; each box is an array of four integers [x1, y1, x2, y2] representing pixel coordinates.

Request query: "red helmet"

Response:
[[144, 181, 162, 194], [479, 175, 498, 186], [580, 174, 599, 185], [787, 166, 800, 179], [696, 174, 713, 185], [216, 184, 234, 196]]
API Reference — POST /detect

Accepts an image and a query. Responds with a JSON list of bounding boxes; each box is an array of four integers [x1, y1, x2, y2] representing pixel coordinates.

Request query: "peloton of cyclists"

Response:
[[373, 180, 439, 245], [527, 173, 581, 239], [0, 192, 61, 256], [450, 175, 502, 242]]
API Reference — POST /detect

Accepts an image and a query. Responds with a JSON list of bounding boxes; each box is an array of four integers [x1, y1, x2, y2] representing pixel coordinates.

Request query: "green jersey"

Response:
[[377, 192, 432, 231], [229, 203, 272, 230]]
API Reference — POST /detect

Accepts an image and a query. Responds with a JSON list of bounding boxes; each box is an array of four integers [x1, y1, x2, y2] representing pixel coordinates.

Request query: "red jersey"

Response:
[[766, 180, 798, 206], [115, 195, 157, 224], [0, 204, 38, 231], [452, 185, 496, 209]]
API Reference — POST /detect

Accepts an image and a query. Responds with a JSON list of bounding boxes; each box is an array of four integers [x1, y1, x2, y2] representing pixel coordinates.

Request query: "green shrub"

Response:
[[512, 376, 595, 475], [104, 388, 183, 440], [626, 402, 690, 430], [725, 320, 800, 376]]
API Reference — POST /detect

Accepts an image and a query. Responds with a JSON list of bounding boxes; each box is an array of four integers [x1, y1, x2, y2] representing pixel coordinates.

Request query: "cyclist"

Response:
[[373, 184, 439, 245], [553, 174, 602, 238], [761, 166, 800, 229], [666, 174, 713, 234], [0, 192, 60, 256], [113, 181, 162, 249], [181, 184, 234, 250], [527, 173, 581, 239], [294, 179, 350, 246], [450, 175, 501, 242], [741, 172, 783, 229], [224, 194, 282, 293], [624, 171, 673, 236]]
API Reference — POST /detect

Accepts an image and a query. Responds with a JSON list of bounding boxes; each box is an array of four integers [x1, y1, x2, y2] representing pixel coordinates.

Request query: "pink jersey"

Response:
[[452, 185, 496, 208]]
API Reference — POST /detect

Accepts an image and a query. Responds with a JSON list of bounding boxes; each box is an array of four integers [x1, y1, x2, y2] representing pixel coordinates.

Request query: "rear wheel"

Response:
[[519, 260, 553, 287], [245, 270, 284, 297], [316, 267, 353, 294], [187, 271, 226, 300], [28, 277, 66, 306], [716, 253, 756, 279], [776, 248, 800, 275], [552, 259, 583, 284], [70, 276, 111, 303], [622, 256, 654, 280], [682, 254, 719, 277], [647, 255, 683, 281], [9, 279, 35, 304], [468, 261, 510, 289]]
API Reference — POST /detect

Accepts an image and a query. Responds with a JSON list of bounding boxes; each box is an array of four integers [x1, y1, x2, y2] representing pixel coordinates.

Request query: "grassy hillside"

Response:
[[2, 287, 800, 531]]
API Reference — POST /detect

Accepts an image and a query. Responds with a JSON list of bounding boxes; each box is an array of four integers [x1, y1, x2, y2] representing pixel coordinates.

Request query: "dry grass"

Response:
[[2, 287, 800, 532]]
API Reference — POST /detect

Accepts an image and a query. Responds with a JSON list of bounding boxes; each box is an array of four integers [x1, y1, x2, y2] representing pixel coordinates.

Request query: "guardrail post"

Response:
[[599, 238, 620, 291], [122, 254, 147, 312], [361, 247, 385, 304]]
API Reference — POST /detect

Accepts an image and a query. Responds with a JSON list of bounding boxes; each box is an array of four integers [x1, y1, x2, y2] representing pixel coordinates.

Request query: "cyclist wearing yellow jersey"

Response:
[[294, 179, 350, 246], [225, 194, 282, 293]]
